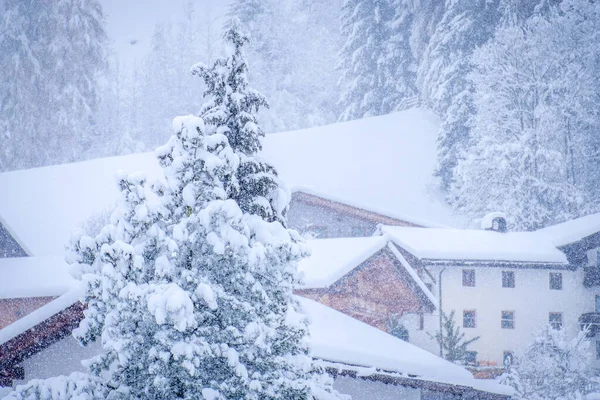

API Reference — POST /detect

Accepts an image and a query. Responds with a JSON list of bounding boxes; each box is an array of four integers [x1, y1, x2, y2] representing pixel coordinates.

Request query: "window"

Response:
[[463, 310, 476, 328], [549, 312, 563, 330], [501, 311, 515, 329], [503, 351, 514, 367], [463, 269, 475, 287], [502, 271, 515, 288], [596, 341, 600, 360], [464, 351, 477, 366], [549, 272, 563, 290]]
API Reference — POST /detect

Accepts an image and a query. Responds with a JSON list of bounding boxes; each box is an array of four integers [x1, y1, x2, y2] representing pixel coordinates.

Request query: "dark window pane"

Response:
[[549, 312, 563, 330], [501, 311, 515, 329], [550, 273, 563, 290], [502, 271, 515, 288], [463, 269, 475, 287], [463, 310, 476, 328], [464, 351, 477, 366]]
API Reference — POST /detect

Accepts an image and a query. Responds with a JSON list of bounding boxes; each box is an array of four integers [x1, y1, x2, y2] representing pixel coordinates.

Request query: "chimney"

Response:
[[481, 212, 508, 233]]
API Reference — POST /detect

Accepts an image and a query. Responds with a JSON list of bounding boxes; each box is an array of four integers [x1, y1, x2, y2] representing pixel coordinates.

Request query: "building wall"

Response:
[[0, 221, 27, 258], [297, 253, 429, 333], [15, 336, 101, 385], [287, 193, 415, 239], [405, 265, 600, 366], [333, 376, 420, 400], [0, 297, 54, 329]]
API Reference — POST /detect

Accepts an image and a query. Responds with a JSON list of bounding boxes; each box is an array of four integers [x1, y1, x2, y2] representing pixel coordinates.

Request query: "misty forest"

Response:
[[1, 0, 600, 399]]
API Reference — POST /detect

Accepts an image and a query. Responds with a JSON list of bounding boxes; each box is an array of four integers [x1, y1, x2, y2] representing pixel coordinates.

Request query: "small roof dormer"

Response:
[[481, 212, 508, 233]]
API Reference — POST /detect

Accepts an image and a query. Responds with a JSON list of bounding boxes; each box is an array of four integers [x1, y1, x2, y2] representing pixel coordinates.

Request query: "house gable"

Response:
[[296, 249, 433, 333], [288, 191, 419, 239], [0, 221, 27, 258]]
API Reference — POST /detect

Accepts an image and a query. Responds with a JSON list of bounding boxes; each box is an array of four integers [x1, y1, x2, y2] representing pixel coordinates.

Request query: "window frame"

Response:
[[502, 271, 515, 288], [462, 269, 476, 287], [464, 351, 477, 366], [501, 310, 515, 329], [503, 351, 514, 367], [549, 312, 563, 330], [463, 310, 477, 328], [549, 272, 563, 290]]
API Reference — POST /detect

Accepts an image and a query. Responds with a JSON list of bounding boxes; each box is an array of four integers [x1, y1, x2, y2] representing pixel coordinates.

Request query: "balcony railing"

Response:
[[579, 312, 600, 337]]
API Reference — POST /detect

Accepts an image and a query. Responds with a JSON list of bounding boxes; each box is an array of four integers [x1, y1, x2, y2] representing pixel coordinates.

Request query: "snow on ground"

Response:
[[0, 109, 459, 257], [299, 236, 387, 289], [381, 226, 568, 264], [0, 257, 76, 299]]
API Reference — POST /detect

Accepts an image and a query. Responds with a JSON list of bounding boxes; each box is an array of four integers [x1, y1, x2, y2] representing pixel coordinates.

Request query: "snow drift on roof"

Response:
[[381, 226, 568, 264], [0, 109, 461, 256], [261, 109, 462, 229], [535, 212, 600, 247], [0, 256, 77, 299], [299, 236, 387, 289], [300, 297, 507, 392]]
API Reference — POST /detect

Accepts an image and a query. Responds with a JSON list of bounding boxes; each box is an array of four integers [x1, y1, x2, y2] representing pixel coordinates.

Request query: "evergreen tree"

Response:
[[229, 0, 342, 132], [502, 326, 594, 400], [337, 0, 396, 121], [430, 311, 480, 364], [191, 20, 288, 224], [450, 4, 595, 230], [6, 21, 343, 400], [0, 0, 107, 171], [384, 0, 418, 111], [418, 0, 500, 189]]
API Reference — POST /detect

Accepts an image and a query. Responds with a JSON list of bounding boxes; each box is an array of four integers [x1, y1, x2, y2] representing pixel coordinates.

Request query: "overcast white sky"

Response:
[[100, 0, 229, 69]]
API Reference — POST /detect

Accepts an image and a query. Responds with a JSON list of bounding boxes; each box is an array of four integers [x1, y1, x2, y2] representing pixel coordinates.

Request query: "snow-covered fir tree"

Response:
[[384, 0, 418, 111], [229, 0, 342, 132], [0, 0, 107, 171], [418, 0, 500, 189], [191, 20, 288, 224], [337, 0, 396, 121], [6, 20, 344, 400], [501, 326, 594, 400], [450, 1, 599, 230]]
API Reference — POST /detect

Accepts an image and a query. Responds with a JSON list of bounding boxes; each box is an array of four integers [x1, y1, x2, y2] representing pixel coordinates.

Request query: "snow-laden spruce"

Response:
[[500, 326, 595, 400], [6, 20, 345, 400]]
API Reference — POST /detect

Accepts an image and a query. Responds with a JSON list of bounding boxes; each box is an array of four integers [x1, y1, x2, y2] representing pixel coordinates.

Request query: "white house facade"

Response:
[[380, 216, 600, 368]]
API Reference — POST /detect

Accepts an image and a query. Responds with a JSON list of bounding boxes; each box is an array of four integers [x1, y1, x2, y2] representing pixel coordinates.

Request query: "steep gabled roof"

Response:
[[298, 236, 436, 307], [381, 226, 568, 266], [0, 109, 462, 256]]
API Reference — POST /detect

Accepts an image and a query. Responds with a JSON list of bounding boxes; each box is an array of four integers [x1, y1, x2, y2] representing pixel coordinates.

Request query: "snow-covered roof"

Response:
[[535, 212, 600, 247], [298, 236, 436, 306], [261, 109, 462, 229], [0, 152, 163, 256], [0, 256, 77, 299], [0, 284, 508, 396], [301, 297, 511, 396], [0, 109, 461, 257], [381, 226, 568, 265], [299, 236, 388, 289]]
